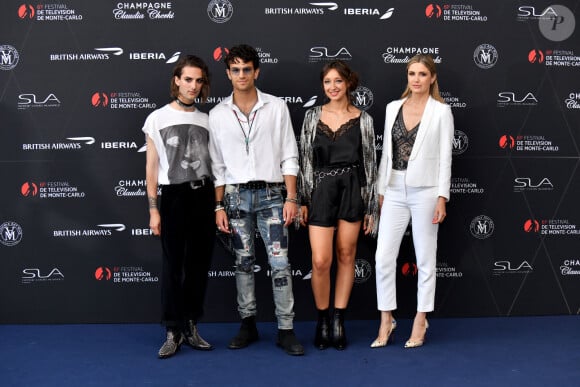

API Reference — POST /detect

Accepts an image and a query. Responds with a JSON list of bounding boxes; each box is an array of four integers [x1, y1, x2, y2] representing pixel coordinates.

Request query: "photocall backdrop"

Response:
[[1, 1, 579, 324]]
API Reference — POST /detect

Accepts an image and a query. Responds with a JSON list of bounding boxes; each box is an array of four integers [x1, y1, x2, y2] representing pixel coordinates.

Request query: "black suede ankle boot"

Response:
[[332, 308, 347, 350], [314, 308, 330, 350]]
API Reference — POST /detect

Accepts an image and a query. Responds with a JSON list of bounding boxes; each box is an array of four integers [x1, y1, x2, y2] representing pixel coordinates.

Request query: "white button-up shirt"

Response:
[[208, 89, 299, 187]]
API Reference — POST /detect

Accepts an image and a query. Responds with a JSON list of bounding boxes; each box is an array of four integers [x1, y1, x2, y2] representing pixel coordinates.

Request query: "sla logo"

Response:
[[425, 4, 442, 18], [499, 135, 515, 149], [18, 93, 61, 109], [351, 86, 374, 111], [354, 259, 372, 283], [523, 219, 540, 233], [22, 268, 64, 283], [207, 0, 233, 23], [401, 262, 418, 276], [92, 92, 109, 107], [473, 44, 498, 69], [95, 267, 112, 280], [470, 215, 494, 239], [528, 49, 545, 63], [493, 260, 533, 274], [0, 221, 23, 246], [309, 47, 352, 61], [18, 4, 35, 19], [517, 6, 558, 19], [497, 92, 538, 106], [452, 130, 469, 155], [514, 177, 553, 192]]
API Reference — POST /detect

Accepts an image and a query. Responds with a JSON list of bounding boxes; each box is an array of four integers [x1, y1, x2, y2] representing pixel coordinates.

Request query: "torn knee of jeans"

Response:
[[236, 256, 255, 273], [273, 276, 289, 287]]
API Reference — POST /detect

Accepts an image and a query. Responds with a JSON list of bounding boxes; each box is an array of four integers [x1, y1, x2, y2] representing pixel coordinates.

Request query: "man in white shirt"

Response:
[[209, 44, 304, 356]]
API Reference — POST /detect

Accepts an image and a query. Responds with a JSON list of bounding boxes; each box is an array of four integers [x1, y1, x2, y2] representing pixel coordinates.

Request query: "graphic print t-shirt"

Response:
[[142, 104, 211, 185]]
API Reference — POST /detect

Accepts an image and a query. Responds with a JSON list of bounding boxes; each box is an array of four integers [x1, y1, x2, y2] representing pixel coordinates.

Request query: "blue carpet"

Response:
[[1, 316, 579, 386]]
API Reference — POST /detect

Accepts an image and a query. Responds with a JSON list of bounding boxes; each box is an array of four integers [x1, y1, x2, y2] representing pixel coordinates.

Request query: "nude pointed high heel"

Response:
[[404, 320, 429, 348], [370, 319, 397, 348]]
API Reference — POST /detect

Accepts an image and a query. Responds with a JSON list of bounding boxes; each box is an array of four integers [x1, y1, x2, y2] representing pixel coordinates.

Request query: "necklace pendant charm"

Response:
[[245, 139, 249, 154]]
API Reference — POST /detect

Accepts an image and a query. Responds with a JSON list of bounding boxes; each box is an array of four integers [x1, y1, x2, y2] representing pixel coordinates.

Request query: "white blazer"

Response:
[[376, 96, 454, 200]]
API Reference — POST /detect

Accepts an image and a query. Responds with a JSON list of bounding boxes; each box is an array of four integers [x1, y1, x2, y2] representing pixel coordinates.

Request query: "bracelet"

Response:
[[148, 196, 158, 209], [215, 200, 224, 207], [214, 205, 225, 212], [285, 197, 299, 204]]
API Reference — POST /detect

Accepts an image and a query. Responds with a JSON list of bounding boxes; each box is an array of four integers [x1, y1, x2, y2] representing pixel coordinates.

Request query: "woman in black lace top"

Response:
[[298, 61, 378, 350]]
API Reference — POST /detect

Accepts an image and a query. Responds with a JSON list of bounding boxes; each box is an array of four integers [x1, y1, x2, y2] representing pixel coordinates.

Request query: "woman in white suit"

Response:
[[371, 54, 453, 349]]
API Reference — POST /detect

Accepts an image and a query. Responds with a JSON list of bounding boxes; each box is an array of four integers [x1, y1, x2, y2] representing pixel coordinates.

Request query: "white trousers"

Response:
[[375, 171, 439, 312]]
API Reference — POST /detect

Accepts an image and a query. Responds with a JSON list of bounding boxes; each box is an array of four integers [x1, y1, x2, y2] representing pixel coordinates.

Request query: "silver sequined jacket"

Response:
[[298, 106, 379, 236]]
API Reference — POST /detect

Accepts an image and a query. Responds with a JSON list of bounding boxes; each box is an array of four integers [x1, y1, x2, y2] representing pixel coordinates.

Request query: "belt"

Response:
[[236, 181, 282, 190], [189, 177, 211, 190]]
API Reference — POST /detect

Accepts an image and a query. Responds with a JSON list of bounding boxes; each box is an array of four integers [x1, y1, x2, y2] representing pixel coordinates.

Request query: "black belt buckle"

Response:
[[190, 177, 208, 190], [239, 180, 267, 190]]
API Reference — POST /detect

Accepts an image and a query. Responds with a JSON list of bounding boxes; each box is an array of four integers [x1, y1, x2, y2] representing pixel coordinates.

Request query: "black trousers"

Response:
[[160, 181, 215, 330]]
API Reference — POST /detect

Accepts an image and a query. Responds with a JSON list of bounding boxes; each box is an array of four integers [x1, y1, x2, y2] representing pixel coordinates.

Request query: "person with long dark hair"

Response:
[[372, 54, 454, 349], [143, 55, 215, 358], [298, 60, 378, 350]]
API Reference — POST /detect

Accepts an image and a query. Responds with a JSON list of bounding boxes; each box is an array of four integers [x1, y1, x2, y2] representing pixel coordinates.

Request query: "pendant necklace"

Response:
[[233, 109, 258, 155]]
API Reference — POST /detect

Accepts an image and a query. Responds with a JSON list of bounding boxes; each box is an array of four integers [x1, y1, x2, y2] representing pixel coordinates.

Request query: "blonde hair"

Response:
[[400, 54, 445, 103]]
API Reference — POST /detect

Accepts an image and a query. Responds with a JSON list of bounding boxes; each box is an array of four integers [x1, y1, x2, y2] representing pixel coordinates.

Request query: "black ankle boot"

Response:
[[332, 308, 347, 350], [314, 309, 330, 350], [228, 316, 259, 349]]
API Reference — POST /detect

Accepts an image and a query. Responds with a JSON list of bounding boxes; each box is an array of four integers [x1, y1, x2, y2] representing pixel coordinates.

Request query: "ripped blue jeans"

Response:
[[224, 184, 295, 329]]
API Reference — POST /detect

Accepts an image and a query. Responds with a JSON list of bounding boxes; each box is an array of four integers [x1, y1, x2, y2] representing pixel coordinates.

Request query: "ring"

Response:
[[218, 226, 221, 230]]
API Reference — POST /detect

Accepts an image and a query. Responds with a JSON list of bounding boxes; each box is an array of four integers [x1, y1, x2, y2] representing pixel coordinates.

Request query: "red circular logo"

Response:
[[91, 92, 109, 107], [425, 4, 442, 18], [402, 262, 418, 276], [213, 47, 229, 61], [499, 135, 515, 149], [523, 219, 540, 233], [95, 267, 112, 280], [21, 182, 38, 196], [18, 4, 35, 19], [528, 49, 544, 64]]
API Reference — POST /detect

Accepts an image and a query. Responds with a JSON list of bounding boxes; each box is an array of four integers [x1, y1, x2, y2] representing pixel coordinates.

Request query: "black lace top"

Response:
[[313, 117, 362, 168], [392, 108, 419, 171]]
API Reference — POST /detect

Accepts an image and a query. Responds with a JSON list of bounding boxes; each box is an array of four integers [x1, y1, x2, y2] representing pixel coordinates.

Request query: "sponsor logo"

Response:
[[514, 177, 554, 192], [382, 47, 441, 64], [452, 130, 469, 155], [470, 215, 494, 239], [474, 44, 498, 69], [113, 2, 175, 20], [50, 47, 123, 61], [256, 47, 279, 64], [207, 0, 233, 23], [22, 137, 95, 151], [523, 219, 540, 233], [375, 134, 384, 151], [100, 266, 160, 284], [537, 5, 575, 42], [0, 45, 19, 70], [354, 259, 372, 284], [528, 49, 545, 63], [497, 91, 538, 107], [441, 91, 467, 108], [436, 261, 463, 278], [95, 266, 112, 280], [560, 259, 580, 276], [264, 2, 338, 15], [517, 6, 559, 21], [21, 268, 64, 284], [20, 3, 83, 21], [565, 92, 580, 109], [344, 7, 394, 20], [1, 221, 23, 246], [428, 3, 488, 22], [303, 95, 317, 108], [21, 181, 86, 199], [493, 260, 533, 275], [53, 224, 126, 238], [351, 86, 373, 111], [129, 51, 180, 63], [17, 93, 61, 109], [542, 49, 580, 67], [212, 46, 229, 61], [101, 141, 139, 150], [511, 135, 559, 153], [309, 46, 352, 62], [450, 177, 484, 194], [536, 219, 580, 235], [91, 91, 156, 109], [401, 262, 418, 277], [114, 179, 149, 197]]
